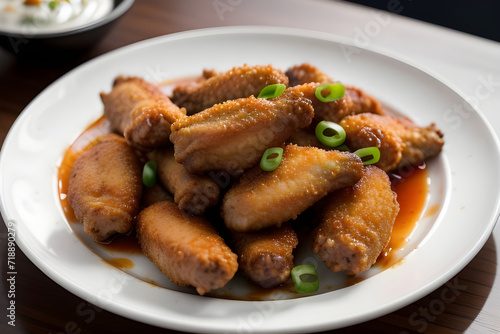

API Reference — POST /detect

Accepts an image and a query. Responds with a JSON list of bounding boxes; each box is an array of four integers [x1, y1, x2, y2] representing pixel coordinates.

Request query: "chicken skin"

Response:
[[312, 166, 400, 275], [286, 64, 384, 122], [136, 201, 238, 295], [170, 87, 314, 174], [230, 224, 298, 288], [340, 113, 444, 171], [285, 63, 333, 87], [148, 147, 220, 215], [68, 134, 142, 242], [100, 76, 186, 151], [171, 64, 289, 115], [221, 144, 364, 232]]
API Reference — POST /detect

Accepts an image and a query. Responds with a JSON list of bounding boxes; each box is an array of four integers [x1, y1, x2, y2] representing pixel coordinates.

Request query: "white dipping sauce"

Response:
[[0, 0, 114, 34]]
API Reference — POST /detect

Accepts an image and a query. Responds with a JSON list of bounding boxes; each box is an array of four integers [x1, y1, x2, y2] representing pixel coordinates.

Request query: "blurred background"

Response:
[[343, 0, 500, 42]]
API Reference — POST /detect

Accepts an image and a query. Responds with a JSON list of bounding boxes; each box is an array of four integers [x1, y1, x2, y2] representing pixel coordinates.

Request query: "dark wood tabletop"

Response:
[[1, 1, 498, 333]]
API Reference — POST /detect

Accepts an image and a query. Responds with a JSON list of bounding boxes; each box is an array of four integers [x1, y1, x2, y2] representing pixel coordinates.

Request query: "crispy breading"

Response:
[[136, 201, 238, 295], [148, 147, 220, 215], [312, 166, 400, 275], [221, 144, 364, 232], [100, 76, 186, 151], [170, 87, 314, 174], [340, 113, 444, 171], [230, 224, 298, 288], [171, 64, 289, 115], [68, 134, 142, 242], [285, 63, 334, 86]]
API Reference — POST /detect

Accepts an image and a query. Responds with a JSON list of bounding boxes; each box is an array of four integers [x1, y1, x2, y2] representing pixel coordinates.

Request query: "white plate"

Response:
[[1, 27, 500, 333]]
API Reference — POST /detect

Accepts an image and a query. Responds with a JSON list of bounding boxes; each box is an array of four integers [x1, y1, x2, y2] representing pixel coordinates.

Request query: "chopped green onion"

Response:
[[353, 147, 381, 165], [142, 161, 157, 187], [260, 147, 283, 171], [291, 265, 319, 293], [315, 83, 345, 102], [257, 84, 286, 99], [315, 120, 346, 147]]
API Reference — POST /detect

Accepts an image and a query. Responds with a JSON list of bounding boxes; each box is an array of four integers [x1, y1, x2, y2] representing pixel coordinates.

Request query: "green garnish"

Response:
[[260, 147, 283, 171], [257, 84, 286, 99], [142, 161, 157, 187], [315, 120, 346, 148], [353, 147, 381, 165], [291, 265, 319, 293], [315, 83, 345, 102]]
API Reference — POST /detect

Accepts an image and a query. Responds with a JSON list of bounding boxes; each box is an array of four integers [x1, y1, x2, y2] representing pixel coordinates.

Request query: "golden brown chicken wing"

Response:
[[68, 134, 142, 242], [340, 113, 444, 171], [136, 201, 238, 295], [221, 144, 364, 232], [170, 87, 314, 174], [100, 76, 186, 151], [285, 63, 333, 87], [171, 64, 289, 115], [148, 147, 220, 215], [312, 165, 400, 275], [229, 223, 298, 288]]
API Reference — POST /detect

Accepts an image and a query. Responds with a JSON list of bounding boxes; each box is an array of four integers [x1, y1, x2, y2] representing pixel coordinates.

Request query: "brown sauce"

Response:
[[58, 115, 430, 294]]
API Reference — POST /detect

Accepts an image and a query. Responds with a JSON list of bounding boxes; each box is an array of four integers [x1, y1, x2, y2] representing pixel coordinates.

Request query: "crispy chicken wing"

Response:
[[286, 64, 384, 122], [68, 134, 142, 242], [340, 113, 444, 171], [230, 224, 298, 288], [221, 144, 364, 232], [136, 201, 238, 295], [285, 63, 333, 87], [312, 166, 400, 275], [100, 76, 186, 151], [171, 64, 289, 115], [170, 87, 314, 174], [148, 147, 220, 215]]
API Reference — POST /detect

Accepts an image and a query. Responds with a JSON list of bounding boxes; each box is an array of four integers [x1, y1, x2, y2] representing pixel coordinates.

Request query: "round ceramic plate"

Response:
[[1, 27, 499, 333]]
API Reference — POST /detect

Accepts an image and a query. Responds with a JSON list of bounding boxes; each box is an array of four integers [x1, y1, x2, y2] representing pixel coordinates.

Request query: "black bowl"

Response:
[[0, 0, 134, 60]]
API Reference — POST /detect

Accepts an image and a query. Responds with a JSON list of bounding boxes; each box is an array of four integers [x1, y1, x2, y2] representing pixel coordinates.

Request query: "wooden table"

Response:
[[1, 1, 499, 333]]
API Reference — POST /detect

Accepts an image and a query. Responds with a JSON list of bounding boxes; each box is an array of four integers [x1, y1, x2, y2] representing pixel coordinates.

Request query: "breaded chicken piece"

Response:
[[230, 224, 298, 288], [286, 122, 330, 150], [285, 64, 384, 122], [136, 201, 238, 295], [100, 76, 186, 151], [68, 134, 142, 242], [340, 113, 444, 171], [148, 147, 220, 215], [221, 144, 364, 232], [285, 63, 334, 87], [140, 184, 173, 209], [171, 64, 289, 115], [312, 166, 400, 275], [170, 87, 314, 174]]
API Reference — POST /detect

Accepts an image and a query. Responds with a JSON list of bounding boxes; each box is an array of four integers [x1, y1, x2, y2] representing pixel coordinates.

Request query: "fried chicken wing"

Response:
[[230, 224, 298, 288], [171, 64, 289, 115], [68, 134, 142, 242], [312, 166, 400, 275], [340, 113, 444, 171], [100, 76, 186, 151], [285, 63, 333, 87], [170, 87, 314, 174], [221, 144, 364, 232], [148, 147, 220, 215], [136, 201, 238, 295], [286, 64, 384, 122]]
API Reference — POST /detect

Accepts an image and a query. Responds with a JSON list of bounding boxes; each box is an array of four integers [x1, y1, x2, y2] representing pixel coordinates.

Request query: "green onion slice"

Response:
[[257, 84, 286, 99], [291, 265, 319, 293], [315, 83, 345, 102], [142, 161, 157, 187], [260, 147, 284, 171], [353, 147, 381, 165], [315, 120, 346, 147]]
